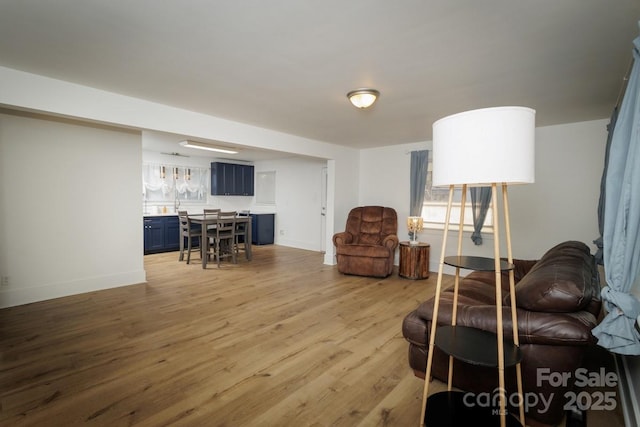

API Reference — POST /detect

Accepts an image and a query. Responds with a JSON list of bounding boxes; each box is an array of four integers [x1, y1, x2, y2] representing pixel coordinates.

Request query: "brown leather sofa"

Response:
[[402, 241, 602, 426], [333, 206, 399, 278]]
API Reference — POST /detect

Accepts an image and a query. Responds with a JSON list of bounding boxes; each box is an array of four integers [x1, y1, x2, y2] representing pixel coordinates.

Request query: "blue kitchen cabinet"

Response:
[[211, 162, 254, 196], [251, 213, 274, 245], [238, 164, 254, 196], [164, 215, 180, 251], [144, 217, 165, 253], [144, 215, 181, 254]]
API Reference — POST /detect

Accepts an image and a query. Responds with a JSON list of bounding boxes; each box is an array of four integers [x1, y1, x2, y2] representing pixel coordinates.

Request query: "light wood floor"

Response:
[[0, 246, 443, 426], [0, 246, 622, 427]]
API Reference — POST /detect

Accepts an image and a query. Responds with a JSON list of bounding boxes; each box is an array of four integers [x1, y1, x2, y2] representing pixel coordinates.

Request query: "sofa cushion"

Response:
[[336, 243, 392, 258], [358, 230, 382, 245], [511, 241, 596, 313]]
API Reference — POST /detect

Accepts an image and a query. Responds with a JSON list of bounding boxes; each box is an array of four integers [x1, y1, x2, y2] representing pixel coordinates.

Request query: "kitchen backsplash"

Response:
[[143, 200, 275, 216]]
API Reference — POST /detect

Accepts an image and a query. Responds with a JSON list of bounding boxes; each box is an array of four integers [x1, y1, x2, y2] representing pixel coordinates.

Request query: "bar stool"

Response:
[[204, 208, 220, 232], [235, 210, 251, 259], [207, 211, 237, 267], [178, 211, 201, 264]]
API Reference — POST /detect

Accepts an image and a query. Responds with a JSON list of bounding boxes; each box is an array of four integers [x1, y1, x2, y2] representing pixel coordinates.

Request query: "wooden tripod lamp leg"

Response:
[[419, 185, 455, 426], [502, 184, 525, 425], [447, 185, 467, 389], [491, 183, 507, 427]]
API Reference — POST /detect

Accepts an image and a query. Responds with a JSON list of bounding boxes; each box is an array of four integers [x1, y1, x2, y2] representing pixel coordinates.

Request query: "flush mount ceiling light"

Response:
[[179, 140, 239, 154], [347, 88, 380, 109]]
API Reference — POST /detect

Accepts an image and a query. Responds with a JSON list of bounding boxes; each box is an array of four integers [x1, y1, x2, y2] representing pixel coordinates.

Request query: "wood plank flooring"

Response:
[[0, 246, 443, 426], [0, 245, 623, 427]]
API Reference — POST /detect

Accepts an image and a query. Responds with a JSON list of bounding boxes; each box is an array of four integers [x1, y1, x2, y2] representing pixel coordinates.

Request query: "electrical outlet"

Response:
[[1, 276, 9, 287], [279, 229, 285, 236]]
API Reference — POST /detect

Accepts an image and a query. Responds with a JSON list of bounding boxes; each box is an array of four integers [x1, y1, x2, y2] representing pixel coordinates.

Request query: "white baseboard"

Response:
[[0, 270, 147, 308], [324, 252, 336, 265], [615, 354, 640, 427], [274, 238, 321, 252]]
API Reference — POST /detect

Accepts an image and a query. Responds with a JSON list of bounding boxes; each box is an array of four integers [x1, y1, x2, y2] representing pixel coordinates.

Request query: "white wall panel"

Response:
[[0, 112, 144, 307]]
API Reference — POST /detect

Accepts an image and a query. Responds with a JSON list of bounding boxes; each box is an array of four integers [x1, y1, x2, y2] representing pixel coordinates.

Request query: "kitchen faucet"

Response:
[[174, 188, 181, 212]]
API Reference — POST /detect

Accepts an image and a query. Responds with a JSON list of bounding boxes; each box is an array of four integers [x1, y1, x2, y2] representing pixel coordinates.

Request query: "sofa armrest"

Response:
[[333, 231, 353, 246], [516, 309, 599, 345], [382, 234, 399, 250]]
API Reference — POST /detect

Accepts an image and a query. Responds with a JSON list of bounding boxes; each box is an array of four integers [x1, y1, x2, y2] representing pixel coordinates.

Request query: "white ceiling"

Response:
[[1, 1, 638, 156]]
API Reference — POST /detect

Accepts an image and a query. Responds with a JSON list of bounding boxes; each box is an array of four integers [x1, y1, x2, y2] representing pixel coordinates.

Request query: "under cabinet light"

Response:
[[179, 140, 239, 154]]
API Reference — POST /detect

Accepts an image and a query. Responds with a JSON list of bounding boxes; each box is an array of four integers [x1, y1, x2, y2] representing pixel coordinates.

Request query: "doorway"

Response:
[[321, 166, 327, 253]]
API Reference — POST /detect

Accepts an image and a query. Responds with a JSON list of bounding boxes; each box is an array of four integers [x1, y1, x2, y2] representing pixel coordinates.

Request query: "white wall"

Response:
[[255, 157, 327, 251], [328, 156, 360, 263], [0, 66, 361, 267], [0, 111, 145, 308], [359, 119, 608, 269], [359, 141, 429, 225], [509, 119, 606, 258]]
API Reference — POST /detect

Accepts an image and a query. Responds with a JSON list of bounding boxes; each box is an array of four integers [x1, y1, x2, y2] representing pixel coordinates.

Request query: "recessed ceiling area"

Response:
[[142, 131, 299, 162], [0, 1, 638, 151]]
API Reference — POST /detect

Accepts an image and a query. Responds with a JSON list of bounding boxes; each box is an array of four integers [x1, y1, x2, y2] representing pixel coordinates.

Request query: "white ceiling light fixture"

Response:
[[179, 140, 239, 154], [347, 88, 380, 109]]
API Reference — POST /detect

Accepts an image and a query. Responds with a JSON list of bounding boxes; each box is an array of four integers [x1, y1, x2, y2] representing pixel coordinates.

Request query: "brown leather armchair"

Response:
[[332, 206, 399, 278]]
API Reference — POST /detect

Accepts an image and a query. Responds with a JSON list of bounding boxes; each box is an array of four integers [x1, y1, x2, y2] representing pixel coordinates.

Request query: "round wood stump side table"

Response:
[[399, 241, 430, 279]]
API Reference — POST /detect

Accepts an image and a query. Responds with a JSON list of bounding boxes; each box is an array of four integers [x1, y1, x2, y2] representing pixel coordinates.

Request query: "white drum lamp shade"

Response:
[[432, 106, 536, 187], [421, 106, 535, 427]]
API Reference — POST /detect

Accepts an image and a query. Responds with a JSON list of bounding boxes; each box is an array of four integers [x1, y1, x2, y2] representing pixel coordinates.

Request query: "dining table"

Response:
[[188, 214, 253, 268]]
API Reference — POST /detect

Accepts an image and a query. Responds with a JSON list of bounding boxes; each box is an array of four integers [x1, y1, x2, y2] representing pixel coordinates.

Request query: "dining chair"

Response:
[[235, 210, 251, 259], [203, 208, 221, 231], [207, 211, 237, 267], [178, 210, 202, 264]]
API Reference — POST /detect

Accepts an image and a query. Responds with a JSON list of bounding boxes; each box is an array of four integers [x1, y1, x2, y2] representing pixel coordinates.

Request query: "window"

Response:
[[256, 171, 276, 205], [142, 162, 208, 204], [421, 155, 493, 232]]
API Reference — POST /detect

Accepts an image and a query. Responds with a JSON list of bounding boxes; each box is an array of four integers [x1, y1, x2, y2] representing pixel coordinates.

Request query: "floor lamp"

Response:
[[420, 106, 535, 427]]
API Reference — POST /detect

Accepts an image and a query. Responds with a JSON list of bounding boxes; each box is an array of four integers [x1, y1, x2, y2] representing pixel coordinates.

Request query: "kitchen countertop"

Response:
[[143, 211, 276, 217], [143, 212, 179, 217]]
